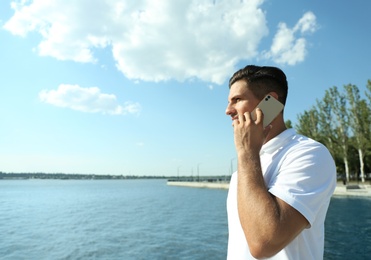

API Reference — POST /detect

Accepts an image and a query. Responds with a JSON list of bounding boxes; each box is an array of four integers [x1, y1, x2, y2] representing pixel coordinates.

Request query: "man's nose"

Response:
[[225, 103, 233, 116]]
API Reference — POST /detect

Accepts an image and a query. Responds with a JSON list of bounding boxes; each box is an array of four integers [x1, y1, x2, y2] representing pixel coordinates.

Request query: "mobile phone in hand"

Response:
[[252, 95, 284, 127]]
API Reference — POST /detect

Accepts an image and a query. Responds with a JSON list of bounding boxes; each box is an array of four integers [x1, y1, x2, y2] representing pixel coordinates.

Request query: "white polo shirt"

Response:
[[227, 128, 336, 260]]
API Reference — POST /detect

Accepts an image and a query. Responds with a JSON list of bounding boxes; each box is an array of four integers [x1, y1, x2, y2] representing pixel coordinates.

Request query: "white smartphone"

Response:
[[252, 95, 284, 127]]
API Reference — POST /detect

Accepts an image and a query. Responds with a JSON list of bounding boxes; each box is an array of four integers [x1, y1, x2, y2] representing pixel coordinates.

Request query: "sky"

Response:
[[1, 0, 370, 176]]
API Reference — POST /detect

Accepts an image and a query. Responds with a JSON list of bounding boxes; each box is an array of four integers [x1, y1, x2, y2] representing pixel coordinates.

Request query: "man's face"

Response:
[[225, 80, 260, 123]]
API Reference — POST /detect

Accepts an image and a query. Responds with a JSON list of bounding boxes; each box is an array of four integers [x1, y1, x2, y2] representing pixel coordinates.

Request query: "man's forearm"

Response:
[[236, 151, 288, 258]]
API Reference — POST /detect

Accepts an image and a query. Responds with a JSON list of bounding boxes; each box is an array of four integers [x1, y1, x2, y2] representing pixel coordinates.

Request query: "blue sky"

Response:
[[1, 0, 370, 176]]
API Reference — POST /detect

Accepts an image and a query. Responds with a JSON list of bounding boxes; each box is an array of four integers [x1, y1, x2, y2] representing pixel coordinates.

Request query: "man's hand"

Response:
[[232, 108, 271, 154]]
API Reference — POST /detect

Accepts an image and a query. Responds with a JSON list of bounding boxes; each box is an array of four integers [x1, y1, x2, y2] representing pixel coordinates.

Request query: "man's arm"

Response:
[[234, 110, 308, 259], [237, 151, 308, 258]]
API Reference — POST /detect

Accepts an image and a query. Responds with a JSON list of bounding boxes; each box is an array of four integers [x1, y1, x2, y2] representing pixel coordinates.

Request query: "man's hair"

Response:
[[229, 65, 288, 105]]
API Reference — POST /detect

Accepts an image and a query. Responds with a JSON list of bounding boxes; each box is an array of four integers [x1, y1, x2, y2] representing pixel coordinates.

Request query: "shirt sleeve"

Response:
[[267, 141, 337, 226]]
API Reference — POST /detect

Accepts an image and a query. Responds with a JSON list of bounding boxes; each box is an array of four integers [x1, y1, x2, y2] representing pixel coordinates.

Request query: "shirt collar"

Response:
[[260, 128, 296, 155]]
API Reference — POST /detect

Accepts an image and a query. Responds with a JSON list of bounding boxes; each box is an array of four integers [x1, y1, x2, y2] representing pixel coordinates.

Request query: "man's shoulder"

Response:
[[280, 131, 333, 162], [286, 130, 327, 150], [265, 129, 333, 161]]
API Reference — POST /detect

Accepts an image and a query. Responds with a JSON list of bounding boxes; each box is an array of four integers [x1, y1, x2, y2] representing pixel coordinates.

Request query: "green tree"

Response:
[[324, 87, 350, 182], [316, 97, 337, 157], [296, 81, 371, 182], [345, 84, 370, 182], [296, 108, 321, 141], [285, 120, 293, 129], [364, 80, 371, 148]]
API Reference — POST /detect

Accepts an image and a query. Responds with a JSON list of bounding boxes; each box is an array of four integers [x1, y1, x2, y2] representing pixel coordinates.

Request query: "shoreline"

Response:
[[167, 181, 371, 197]]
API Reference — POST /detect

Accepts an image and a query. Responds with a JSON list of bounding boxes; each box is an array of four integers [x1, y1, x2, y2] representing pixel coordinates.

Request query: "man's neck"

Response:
[[264, 118, 287, 144]]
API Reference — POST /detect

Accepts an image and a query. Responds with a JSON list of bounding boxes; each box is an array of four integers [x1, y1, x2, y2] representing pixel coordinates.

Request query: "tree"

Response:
[[323, 87, 350, 182], [296, 81, 371, 183], [345, 84, 370, 182], [364, 80, 371, 149], [296, 87, 351, 181], [296, 108, 322, 141], [316, 97, 337, 157], [285, 120, 293, 129]]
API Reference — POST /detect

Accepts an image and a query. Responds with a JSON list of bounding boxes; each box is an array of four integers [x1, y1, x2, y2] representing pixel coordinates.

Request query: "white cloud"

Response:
[[39, 84, 141, 115], [262, 11, 317, 65], [4, 1, 318, 81], [295, 11, 318, 34], [4, 0, 269, 84], [207, 85, 214, 90]]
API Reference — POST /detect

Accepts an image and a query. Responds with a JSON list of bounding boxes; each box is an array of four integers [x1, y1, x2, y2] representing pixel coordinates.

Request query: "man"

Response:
[[225, 65, 336, 259]]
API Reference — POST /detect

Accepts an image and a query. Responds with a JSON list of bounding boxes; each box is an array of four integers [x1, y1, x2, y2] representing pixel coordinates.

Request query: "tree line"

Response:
[[0, 172, 168, 180], [291, 80, 371, 183]]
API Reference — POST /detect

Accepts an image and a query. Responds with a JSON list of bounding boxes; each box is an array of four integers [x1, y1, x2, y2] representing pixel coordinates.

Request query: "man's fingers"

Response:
[[240, 113, 247, 122], [255, 108, 264, 125]]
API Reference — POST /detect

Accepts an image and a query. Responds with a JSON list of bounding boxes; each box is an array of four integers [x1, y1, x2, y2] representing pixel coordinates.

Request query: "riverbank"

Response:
[[332, 183, 371, 197], [167, 181, 230, 189], [167, 181, 371, 197]]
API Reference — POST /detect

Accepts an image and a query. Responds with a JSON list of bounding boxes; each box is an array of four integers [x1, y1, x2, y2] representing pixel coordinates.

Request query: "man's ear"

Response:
[[268, 92, 279, 100]]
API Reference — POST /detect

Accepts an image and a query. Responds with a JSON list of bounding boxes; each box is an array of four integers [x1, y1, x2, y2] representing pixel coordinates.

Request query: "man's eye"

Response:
[[236, 98, 241, 102]]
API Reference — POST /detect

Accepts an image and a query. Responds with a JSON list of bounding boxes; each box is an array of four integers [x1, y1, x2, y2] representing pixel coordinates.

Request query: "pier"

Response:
[[167, 178, 371, 197]]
